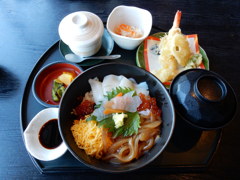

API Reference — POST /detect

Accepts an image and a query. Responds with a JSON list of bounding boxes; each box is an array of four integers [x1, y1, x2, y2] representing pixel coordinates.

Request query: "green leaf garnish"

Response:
[[86, 115, 97, 122], [98, 112, 140, 138], [105, 87, 136, 100], [94, 103, 102, 109], [113, 112, 140, 138], [98, 116, 116, 132], [185, 53, 203, 69]]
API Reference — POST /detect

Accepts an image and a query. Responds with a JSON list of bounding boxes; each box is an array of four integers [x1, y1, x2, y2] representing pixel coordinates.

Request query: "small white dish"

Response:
[[107, 5, 152, 50], [23, 108, 67, 161]]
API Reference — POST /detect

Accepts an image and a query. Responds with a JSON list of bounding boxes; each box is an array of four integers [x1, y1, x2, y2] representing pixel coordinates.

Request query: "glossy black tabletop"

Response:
[[0, 0, 239, 179]]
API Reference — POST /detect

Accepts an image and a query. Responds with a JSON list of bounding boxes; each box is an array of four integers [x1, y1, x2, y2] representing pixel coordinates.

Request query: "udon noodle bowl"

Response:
[[70, 74, 162, 163]]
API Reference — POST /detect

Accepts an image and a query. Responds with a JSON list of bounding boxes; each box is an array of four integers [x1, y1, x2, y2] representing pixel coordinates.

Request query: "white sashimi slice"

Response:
[[92, 97, 111, 121], [102, 75, 122, 95], [139, 109, 151, 116], [104, 91, 142, 112], [128, 78, 137, 83], [89, 75, 149, 115], [88, 78, 104, 104], [119, 76, 134, 90], [134, 82, 149, 96]]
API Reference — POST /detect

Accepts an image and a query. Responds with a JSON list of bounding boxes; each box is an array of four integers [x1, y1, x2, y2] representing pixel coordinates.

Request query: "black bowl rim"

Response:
[[58, 62, 175, 173], [32, 61, 83, 108]]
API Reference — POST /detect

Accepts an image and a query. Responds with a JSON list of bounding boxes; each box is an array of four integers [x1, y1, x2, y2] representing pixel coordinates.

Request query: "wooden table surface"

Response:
[[0, 0, 239, 179]]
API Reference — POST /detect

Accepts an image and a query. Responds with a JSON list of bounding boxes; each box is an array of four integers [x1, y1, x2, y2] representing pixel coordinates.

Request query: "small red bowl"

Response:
[[32, 62, 82, 107]]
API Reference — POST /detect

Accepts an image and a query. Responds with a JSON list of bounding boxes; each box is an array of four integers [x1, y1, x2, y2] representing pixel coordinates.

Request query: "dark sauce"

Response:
[[197, 76, 223, 101], [39, 119, 62, 149]]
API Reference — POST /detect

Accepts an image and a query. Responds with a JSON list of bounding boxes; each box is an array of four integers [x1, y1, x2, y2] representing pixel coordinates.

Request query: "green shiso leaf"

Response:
[[86, 115, 97, 122], [113, 112, 140, 138], [98, 116, 116, 132], [105, 87, 136, 100], [97, 112, 140, 138]]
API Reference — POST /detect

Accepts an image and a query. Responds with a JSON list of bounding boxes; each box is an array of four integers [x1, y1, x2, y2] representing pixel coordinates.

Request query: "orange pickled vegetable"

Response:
[[115, 24, 142, 38], [103, 108, 125, 115]]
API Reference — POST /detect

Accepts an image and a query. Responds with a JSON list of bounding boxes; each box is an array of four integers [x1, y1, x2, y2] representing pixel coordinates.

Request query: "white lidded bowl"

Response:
[[59, 11, 104, 57], [107, 5, 152, 50], [23, 108, 67, 161]]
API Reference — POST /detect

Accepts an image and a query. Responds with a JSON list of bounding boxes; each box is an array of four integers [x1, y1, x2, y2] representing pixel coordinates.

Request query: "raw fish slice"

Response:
[[92, 97, 111, 121], [128, 78, 149, 95], [134, 82, 149, 96], [104, 91, 142, 112], [119, 76, 134, 90], [102, 75, 123, 94], [139, 109, 151, 116], [128, 78, 137, 83], [88, 78, 104, 104]]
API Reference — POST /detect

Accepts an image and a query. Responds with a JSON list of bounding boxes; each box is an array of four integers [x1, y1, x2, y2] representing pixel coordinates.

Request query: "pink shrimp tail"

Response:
[[173, 10, 182, 28]]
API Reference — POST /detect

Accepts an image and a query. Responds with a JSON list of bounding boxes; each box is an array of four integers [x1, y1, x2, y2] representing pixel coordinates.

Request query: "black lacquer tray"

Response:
[[20, 27, 222, 174]]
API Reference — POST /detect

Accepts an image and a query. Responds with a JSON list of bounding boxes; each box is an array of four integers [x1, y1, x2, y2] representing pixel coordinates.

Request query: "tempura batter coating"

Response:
[[154, 11, 194, 83]]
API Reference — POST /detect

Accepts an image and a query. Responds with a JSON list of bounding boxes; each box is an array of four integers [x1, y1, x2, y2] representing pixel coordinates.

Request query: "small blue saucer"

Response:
[[59, 29, 114, 66]]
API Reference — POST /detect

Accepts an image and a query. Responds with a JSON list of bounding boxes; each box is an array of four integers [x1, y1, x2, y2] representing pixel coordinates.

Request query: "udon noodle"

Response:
[[71, 75, 162, 163]]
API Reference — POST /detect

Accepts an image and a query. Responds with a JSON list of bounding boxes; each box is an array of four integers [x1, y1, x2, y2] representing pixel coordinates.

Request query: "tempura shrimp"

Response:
[[154, 10, 192, 83]]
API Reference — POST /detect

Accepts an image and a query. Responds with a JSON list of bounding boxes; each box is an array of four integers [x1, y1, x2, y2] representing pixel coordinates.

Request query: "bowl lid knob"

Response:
[[72, 13, 88, 29]]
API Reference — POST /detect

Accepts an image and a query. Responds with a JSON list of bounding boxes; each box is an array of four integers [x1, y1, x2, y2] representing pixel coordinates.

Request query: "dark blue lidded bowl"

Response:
[[170, 69, 237, 130]]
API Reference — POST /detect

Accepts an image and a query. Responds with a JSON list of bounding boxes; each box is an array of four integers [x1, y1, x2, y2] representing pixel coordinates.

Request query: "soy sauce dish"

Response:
[[23, 108, 67, 161]]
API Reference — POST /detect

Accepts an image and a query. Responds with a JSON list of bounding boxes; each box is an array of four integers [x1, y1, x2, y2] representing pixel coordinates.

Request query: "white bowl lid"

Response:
[[59, 11, 104, 47]]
